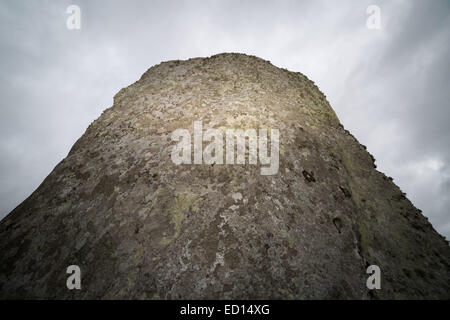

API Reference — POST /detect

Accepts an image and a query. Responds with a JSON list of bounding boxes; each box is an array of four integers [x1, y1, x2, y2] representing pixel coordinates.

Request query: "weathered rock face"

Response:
[[0, 53, 449, 299]]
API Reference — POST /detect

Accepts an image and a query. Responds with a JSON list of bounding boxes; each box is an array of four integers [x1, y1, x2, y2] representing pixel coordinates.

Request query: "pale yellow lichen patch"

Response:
[[160, 192, 198, 245], [300, 149, 310, 159]]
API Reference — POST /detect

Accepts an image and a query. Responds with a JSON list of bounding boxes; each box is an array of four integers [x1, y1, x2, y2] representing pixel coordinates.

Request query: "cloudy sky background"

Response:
[[1, 0, 449, 238]]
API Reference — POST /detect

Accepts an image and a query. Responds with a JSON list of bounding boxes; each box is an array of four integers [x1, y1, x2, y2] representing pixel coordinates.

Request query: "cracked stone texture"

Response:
[[0, 53, 449, 299]]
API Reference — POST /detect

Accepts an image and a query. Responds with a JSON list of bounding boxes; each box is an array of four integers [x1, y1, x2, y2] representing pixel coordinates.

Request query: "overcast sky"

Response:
[[0, 0, 449, 239]]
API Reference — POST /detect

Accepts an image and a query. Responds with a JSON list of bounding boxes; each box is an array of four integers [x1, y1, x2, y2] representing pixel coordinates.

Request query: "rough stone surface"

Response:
[[0, 53, 449, 299]]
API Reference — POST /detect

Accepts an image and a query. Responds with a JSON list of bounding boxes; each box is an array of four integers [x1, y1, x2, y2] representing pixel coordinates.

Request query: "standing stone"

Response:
[[0, 53, 449, 299]]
